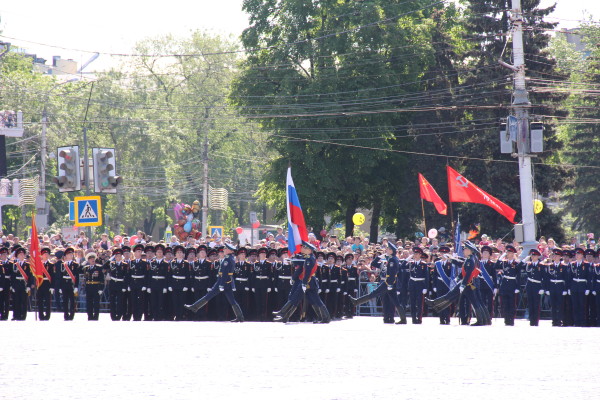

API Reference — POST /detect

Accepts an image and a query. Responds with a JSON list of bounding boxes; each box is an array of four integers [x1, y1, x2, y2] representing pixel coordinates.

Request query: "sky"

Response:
[[0, 0, 598, 73]]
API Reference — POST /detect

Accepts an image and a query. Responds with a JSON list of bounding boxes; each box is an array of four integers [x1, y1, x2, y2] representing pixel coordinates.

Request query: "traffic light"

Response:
[[53, 146, 81, 192], [92, 148, 122, 193]]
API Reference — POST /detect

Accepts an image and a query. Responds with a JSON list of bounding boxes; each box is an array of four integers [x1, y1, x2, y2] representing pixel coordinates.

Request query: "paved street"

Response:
[[2, 315, 599, 400]]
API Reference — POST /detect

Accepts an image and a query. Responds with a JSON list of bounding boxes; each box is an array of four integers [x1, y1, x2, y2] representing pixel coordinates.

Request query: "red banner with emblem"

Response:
[[29, 216, 45, 288], [418, 173, 447, 215]]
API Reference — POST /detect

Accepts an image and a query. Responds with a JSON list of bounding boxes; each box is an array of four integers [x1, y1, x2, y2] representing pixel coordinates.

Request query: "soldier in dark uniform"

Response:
[[544, 248, 568, 326], [334, 254, 345, 320], [568, 247, 591, 327], [190, 245, 211, 321], [584, 249, 597, 326], [561, 249, 575, 326], [142, 245, 154, 321], [343, 253, 358, 319], [37, 247, 55, 320], [233, 247, 251, 318], [163, 246, 176, 320], [129, 244, 149, 321], [592, 252, 600, 327], [349, 242, 407, 324], [0, 247, 11, 320], [120, 245, 133, 321], [149, 244, 169, 321], [11, 247, 34, 320], [57, 247, 79, 321], [83, 252, 104, 320], [169, 245, 190, 321], [272, 247, 292, 317], [185, 242, 244, 322], [324, 252, 339, 318], [458, 241, 490, 326], [184, 246, 197, 320], [408, 247, 429, 324], [495, 245, 521, 326], [267, 248, 279, 315], [316, 251, 328, 307], [252, 247, 272, 321], [478, 246, 496, 320], [432, 246, 455, 325], [107, 248, 128, 321], [520, 248, 545, 326]]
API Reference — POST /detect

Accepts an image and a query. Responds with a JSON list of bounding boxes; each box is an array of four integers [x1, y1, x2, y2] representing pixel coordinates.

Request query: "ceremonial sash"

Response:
[[435, 261, 451, 289], [41, 261, 52, 282], [16, 262, 28, 283], [479, 261, 494, 290], [64, 262, 76, 284]]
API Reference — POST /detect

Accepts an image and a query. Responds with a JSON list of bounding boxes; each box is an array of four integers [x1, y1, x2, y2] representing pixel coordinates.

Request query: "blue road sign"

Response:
[[209, 226, 223, 238], [74, 196, 102, 227], [69, 201, 75, 221]]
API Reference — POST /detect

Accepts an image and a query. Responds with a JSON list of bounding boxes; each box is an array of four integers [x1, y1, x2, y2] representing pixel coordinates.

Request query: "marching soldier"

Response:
[[544, 248, 568, 326], [107, 248, 128, 321], [432, 246, 455, 325], [129, 244, 149, 321], [568, 247, 591, 327], [408, 247, 429, 324], [584, 249, 597, 326], [190, 245, 212, 321], [520, 249, 545, 326], [11, 247, 34, 320], [272, 248, 292, 317], [479, 246, 496, 320], [458, 241, 490, 326], [169, 245, 190, 321], [495, 245, 521, 326], [83, 253, 104, 321], [57, 247, 79, 321], [343, 253, 358, 319], [0, 247, 10, 320], [252, 247, 272, 321], [149, 244, 169, 321], [38, 247, 55, 320]]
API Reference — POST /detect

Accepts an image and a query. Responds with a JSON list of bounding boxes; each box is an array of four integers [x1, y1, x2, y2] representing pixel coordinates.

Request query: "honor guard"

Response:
[[325, 252, 340, 319], [11, 247, 34, 320], [544, 249, 568, 326], [120, 246, 133, 320], [37, 247, 54, 320], [458, 241, 490, 326], [432, 246, 455, 324], [234, 247, 252, 317], [108, 248, 128, 321], [169, 245, 190, 321], [568, 248, 591, 327], [408, 247, 429, 324], [584, 249, 596, 326], [591, 251, 600, 327], [190, 245, 212, 320], [520, 249, 545, 326], [57, 247, 79, 321], [333, 254, 345, 320], [478, 246, 496, 320], [129, 244, 149, 321], [185, 242, 244, 322], [83, 253, 104, 320], [495, 245, 521, 326], [184, 247, 197, 319], [252, 247, 272, 321], [149, 244, 170, 321], [343, 253, 358, 318], [0, 247, 11, 320], [143, 245, 155, 320]]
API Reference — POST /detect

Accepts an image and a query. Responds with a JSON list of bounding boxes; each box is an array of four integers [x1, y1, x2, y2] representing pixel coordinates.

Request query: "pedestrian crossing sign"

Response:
[[74, 196, 102, 227], [209, 226, 223, 238]]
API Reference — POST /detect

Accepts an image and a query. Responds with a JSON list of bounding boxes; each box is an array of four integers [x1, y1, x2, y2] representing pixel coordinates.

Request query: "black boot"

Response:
[[349, 294, 371, 307], [274, 305, 297, 323], [273, 301, 292, 317], [317, 305, 331, 324], [395, 305, 407, 324], [230, 303, 244, 322], [185, 297, 208, 313]]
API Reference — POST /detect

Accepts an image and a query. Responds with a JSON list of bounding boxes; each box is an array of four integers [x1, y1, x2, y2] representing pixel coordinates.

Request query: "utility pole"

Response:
[[201, 107, 210, 239], [36, 107, 48, 229], [82, 83, 94, 239], [510, 0, 537, 256]]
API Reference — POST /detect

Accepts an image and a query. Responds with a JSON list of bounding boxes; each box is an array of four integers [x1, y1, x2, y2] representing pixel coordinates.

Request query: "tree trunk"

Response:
[[369, 199, 382, 244], [344, 196, 358, 238]]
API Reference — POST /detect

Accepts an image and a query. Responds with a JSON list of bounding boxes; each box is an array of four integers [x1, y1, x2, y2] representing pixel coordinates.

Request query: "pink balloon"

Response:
[[114, 235, 122, 245], [252, 220, 260, 229], [129, 235, 138, 246], [235, 227, 243, 234], [320, 229, 327, 237]]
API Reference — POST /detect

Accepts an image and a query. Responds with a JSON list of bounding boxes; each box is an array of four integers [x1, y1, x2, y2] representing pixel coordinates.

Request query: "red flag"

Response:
[[29, 215, 44, 288], [418, 173, 447, 215], [447, 166, 517, 224]]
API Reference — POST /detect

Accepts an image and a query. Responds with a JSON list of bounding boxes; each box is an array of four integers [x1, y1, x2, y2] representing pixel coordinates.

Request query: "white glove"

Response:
[[251, 288, 255, 293], [267, 288, 271, 293], [459, 285, 465, 293], [585, 290, 590, 295], [343, 292, 347, 295], [142, 287, 146, 291], [562, 291, 567, 296], [168, 287, 173, 292], [538, 289, 544, 295], [568, 290, 571, 295], [59, 289, 62, 294], [191, 288, 194, 292], [233, 288, 237, 292], [245, 287, 249, 291], [98, 290, 103, 295], [593, 291, 597, 296], [387, 285, 393, 291], [127, 287, 131, 292], [122, 288, 126, 292], [422, 288, 427, 294], [163, 288, 167, 294], [396, 291, 401, 296], [11, 287, 15, 292], [50, 288, 54, 295], [515, 289, 520, 294], [219, 286, 224, 291], [302, 285, 307, 292], [493, 288, 499, 295], [274, 288, 278, 292], [354, 289, 358, 293], [325, 289, 330, 293], [433, 287, 437, 292], [26, 287, 30, 294], [183, 287, 188, 292], [147, 288, 151, 293], [336, 288, 341, 293], [545, 291, 550, 296], [207, 288, 212, 292]]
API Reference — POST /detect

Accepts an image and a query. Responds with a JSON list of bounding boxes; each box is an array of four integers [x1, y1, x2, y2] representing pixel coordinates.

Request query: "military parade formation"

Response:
[[2, 230, 600, 327]]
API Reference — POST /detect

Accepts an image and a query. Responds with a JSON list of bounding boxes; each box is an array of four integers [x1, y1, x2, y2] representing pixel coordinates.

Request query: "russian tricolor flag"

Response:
[[286, 167, 308, 255]]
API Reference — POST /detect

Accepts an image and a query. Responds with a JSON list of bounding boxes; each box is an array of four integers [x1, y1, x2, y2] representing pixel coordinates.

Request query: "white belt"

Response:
[[172, 275, 186, 280], [152, 276, 165, 280], [503, 276, 516, 280], [16, 277, 25, 280], [194, 276, 209, 280], [4, 275, 10, 278], [278, 276, 291, 279], [131, 275, 145, 279], [255, 276, 269, 280], [573, 278, 587, 283], [527, 278, 541, 284], [410, 277, 425, 281], [110, 277, 124, 282], [597, 279, 600, 283], [551, 279, 565, 283], [235, 278, 248, 281], [321, 279, 328, 282], [43, 278, 50, 281], [330, 280, 338, 283], [348, 278, 356, 281]]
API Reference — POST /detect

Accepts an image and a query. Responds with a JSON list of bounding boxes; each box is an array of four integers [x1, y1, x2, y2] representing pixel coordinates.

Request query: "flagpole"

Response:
[[420, 198, 427, 236], [446, 162, 455, 237]]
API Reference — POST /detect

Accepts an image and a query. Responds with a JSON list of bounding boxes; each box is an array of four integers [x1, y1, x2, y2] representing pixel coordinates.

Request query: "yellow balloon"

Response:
[[352, 212, 365, 225], [534, 199, 543, 214]]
